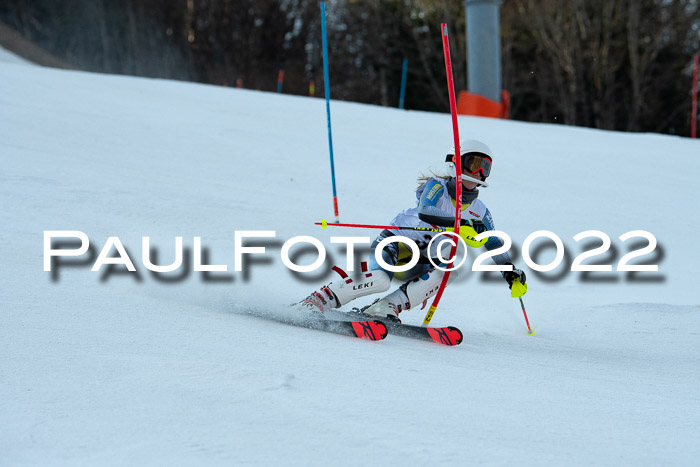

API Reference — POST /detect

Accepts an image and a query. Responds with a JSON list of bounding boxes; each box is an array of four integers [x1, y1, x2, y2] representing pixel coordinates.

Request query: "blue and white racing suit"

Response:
[[369, 177, 512, 279]]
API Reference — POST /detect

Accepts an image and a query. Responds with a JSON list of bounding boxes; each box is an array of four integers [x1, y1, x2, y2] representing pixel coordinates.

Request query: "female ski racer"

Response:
[[294, 139, 528, 321]]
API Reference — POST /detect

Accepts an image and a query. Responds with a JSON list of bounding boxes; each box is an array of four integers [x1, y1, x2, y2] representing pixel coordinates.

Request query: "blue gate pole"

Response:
[[320, 1, 339, 222], [399, 58, 408, 109]]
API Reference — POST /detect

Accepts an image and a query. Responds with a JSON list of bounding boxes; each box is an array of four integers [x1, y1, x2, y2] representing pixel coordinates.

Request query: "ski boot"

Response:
[[291, 264, 391, 315], [290, 285, 337, 315], [360, 267, 459, 320]]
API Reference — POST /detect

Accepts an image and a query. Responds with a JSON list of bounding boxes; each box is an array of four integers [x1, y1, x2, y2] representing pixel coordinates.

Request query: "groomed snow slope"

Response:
[[1, 56, 699, 465]]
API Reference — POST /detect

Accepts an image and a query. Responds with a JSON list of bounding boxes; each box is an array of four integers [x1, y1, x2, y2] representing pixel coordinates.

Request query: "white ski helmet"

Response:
[[445, 139, 493, 186]]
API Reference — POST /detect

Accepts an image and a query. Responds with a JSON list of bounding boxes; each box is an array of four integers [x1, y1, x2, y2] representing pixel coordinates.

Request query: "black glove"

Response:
[[503, 262, 526, 289], [462, 219, 487, 234]]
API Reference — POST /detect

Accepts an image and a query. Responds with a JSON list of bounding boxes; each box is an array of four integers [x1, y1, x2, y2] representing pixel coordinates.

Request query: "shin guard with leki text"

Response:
[[326, 263, 391, 308], [397, 268, 459, 310]]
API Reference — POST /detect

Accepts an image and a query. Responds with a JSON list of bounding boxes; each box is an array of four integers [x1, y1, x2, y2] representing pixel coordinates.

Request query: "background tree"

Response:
[[0, 0, 697, 135]]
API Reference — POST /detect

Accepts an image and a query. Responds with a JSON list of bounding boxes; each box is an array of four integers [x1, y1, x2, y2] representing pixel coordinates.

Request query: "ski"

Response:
[[277, 311, 388, 341], [343, 309, 463, 346], [379, 320, 463, 346], [306, 317, 388, 341]]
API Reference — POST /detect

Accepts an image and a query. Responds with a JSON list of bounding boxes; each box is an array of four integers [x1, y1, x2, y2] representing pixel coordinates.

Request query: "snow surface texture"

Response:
[[1, 49, 699, 465]]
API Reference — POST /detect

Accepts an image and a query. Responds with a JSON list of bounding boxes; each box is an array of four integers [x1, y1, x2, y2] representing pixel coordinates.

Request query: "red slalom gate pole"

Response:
[[423, 23, 462, 327], [692, 54, 698, 139]]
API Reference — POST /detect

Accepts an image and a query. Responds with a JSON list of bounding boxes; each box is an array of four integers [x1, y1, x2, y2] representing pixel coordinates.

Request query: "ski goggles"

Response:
[[446, 153, 492, 178]]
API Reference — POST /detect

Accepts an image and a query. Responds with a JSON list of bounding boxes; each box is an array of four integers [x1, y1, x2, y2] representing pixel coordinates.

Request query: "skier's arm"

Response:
[[482, 208, 512, 265], [484, 208, 527, 297], [483, 209, 527, 296], [417, 180, 457, 227]]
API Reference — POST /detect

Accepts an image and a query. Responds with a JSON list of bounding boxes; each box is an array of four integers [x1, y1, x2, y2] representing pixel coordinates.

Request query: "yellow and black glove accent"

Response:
[[464, 219, 488, 234], [445, 223, 488, 248], [503, 262, 528, 297]]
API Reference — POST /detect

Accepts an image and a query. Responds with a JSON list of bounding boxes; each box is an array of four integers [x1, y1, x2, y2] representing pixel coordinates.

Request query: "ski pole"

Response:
[[518, 296, 535, 336], [314, 219, 488, 248], [316, 219, 445, 232]]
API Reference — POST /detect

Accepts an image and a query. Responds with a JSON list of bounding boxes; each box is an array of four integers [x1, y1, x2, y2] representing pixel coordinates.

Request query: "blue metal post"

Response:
[[399, 58, 408, 109], [320, 1, 339, 221]]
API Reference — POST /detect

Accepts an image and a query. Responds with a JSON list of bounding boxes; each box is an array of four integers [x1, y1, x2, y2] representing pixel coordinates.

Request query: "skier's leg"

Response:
[[293, 267, 392, 314], [293, 230, 398, 314], [363, 266, 459, 319], [367, 228, 402, 277]]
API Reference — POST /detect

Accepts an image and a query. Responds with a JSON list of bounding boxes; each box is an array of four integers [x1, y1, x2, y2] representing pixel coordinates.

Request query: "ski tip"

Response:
[[376, 321, 388, 340], [447, 326, 463, 345]]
